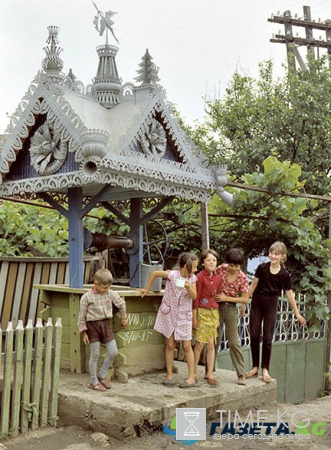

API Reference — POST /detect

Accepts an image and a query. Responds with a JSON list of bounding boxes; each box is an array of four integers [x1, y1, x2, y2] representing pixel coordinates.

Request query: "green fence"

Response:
[[0, 318, 62, 439]]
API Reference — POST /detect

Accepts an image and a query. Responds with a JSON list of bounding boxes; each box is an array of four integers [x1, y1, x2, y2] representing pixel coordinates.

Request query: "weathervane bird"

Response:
[[92, 1, 119, 44]]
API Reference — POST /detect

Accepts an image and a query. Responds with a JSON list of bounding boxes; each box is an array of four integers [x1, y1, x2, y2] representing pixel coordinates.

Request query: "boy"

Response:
[[78, 269, 127, 391]]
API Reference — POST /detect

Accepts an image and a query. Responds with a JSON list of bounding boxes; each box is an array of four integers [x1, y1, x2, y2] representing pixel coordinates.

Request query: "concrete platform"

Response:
[[57, 362, 276, 440]]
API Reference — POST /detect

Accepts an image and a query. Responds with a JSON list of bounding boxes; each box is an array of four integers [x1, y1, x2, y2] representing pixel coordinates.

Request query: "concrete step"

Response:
[[57, 361, 276, 440]]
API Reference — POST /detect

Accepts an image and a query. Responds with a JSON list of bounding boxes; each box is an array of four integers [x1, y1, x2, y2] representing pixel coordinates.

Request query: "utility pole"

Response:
[[268, 6, 331, 72]]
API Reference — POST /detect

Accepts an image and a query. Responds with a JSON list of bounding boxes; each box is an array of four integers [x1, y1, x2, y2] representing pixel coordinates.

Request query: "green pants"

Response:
[[217, 302, 245, 377]]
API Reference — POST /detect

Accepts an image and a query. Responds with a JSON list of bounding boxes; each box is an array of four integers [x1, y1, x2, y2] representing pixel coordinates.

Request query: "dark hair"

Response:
[[199, 249, 219, 265], [225, 248, 245, 265], [176, 252, 198, 274]]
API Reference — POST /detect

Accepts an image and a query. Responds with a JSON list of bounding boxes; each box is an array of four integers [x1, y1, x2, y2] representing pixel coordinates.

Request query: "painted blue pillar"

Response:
[[68, 187, 84, 288], [129, 198, 143, 287]]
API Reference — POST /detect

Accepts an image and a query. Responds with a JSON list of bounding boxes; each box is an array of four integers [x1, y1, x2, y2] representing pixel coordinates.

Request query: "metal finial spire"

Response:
[[92, 1, 119, 45]]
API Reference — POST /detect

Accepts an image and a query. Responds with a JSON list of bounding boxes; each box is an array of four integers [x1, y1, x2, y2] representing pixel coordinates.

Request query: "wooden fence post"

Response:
[[11, 320, 24, 436], [0, 322, 14, 437], [31, 319, 44, 430], [40, 318, 53, 427], [49, 318, 62, 426], [20, 319, 34, 433]]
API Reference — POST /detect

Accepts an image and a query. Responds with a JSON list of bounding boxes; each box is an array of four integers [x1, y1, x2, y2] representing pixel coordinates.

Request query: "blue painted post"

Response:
[[129, 198, 143, 287], [68, 187, 84, 288]]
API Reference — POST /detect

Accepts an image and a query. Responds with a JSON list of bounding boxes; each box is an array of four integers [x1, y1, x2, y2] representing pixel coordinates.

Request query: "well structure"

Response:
[[0, 11, 231, 289]]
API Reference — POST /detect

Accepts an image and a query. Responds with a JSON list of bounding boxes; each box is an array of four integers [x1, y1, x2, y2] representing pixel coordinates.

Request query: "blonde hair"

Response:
[[269, 241, 287, 266], [93, 268, 113, 285]]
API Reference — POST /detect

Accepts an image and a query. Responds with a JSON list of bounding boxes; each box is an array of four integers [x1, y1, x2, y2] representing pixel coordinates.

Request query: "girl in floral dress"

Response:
[[141, 252, 198, 388]]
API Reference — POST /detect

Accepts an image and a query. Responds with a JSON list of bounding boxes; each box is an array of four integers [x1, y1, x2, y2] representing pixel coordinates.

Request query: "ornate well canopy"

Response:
[[0, 9, 230, 287]]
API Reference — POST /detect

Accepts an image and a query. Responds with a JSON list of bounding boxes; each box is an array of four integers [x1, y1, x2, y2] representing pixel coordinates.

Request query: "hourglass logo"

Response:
[[176, 408, 206, 441]]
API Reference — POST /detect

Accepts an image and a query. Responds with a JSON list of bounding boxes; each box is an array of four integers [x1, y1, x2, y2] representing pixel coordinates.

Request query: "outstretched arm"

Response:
[[239, 277, 258, 316], [216, 292, 249, 304], [140, 270, 169, 297], [285, 289, 306, 326]]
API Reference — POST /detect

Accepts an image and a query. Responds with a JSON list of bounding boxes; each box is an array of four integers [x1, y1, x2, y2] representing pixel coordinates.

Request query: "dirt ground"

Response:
[[1, 393, 331, 450]]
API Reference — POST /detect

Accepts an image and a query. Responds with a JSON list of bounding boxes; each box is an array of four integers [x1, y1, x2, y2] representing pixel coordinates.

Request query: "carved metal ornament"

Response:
[[30, 122, 68, 175], [0, 171, 212, 202], [138, 119, 167, 158], [92, 2, 119, 44], [0, 70, 213, 202], [41, 26, 63, 75]]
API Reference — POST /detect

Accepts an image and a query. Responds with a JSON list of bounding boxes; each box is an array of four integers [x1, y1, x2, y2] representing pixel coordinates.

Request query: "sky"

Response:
[[1, 0, 331, 133]]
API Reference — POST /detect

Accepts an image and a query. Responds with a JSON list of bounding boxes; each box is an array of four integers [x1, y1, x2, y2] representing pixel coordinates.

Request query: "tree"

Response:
[[185, 56, 331, 196], [0, 201, 69, 257], [205, 156, 331, 327]]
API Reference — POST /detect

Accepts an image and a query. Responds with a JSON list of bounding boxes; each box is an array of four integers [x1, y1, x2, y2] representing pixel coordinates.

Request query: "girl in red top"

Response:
[[193, 249, 222, 385]]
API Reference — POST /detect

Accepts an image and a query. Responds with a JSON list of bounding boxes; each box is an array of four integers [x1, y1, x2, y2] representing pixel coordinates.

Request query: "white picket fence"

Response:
[[0, 317, 62, 439]]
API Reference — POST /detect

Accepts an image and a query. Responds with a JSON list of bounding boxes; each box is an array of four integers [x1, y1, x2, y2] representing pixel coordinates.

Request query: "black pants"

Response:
[[249, 293, 278, 370]]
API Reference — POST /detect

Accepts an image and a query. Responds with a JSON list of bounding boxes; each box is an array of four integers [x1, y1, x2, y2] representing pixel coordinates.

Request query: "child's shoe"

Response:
[[88, 381, 107, 391], [98, 376, 111, 389]]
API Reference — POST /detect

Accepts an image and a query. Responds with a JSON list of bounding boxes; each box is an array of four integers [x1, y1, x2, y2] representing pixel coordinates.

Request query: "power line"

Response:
[[269, 5, 331, 71]]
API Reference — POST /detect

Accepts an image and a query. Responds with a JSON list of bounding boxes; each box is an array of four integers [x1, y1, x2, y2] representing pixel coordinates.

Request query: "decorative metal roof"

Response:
[[0, 8, 229, 204]]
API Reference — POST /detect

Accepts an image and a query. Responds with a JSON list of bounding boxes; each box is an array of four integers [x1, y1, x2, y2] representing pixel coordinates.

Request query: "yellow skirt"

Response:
[[194, 308, 219, 344]]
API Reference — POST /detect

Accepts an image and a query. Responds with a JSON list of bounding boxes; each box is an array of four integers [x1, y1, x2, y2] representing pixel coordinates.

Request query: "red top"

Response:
[[193, 269, 222, 310]]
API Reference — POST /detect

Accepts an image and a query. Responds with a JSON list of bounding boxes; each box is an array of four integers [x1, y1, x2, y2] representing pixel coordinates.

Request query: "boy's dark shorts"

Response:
[[86, 318, 115, 343]]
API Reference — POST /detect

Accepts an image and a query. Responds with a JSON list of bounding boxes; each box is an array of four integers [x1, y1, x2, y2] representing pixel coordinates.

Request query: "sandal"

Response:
[[245, 369, 259, 379], [88, 382, 107, 391], [207, 377, 218, 386], [179, 380, 197, 389], [262, 374, 272, 383], [98, 376, 111, 389], [162, 379, 177, 386]]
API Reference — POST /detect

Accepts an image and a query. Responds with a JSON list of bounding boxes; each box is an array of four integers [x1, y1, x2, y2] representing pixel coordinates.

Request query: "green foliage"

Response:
[[181, 55, 331, 325], [0, 201, 69, 257], [208, 159, 330, 325], [22, 401, 39, 421], [188, 57, 331, 196]]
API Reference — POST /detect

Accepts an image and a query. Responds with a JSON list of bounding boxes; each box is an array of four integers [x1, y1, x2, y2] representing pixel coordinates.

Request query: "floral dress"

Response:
[[216, 264, 249, 298], [154, 269, 197, 341]]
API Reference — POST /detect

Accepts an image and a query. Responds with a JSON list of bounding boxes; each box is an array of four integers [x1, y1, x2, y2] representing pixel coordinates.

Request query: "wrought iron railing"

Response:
[[217, 295, 326, 353]]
